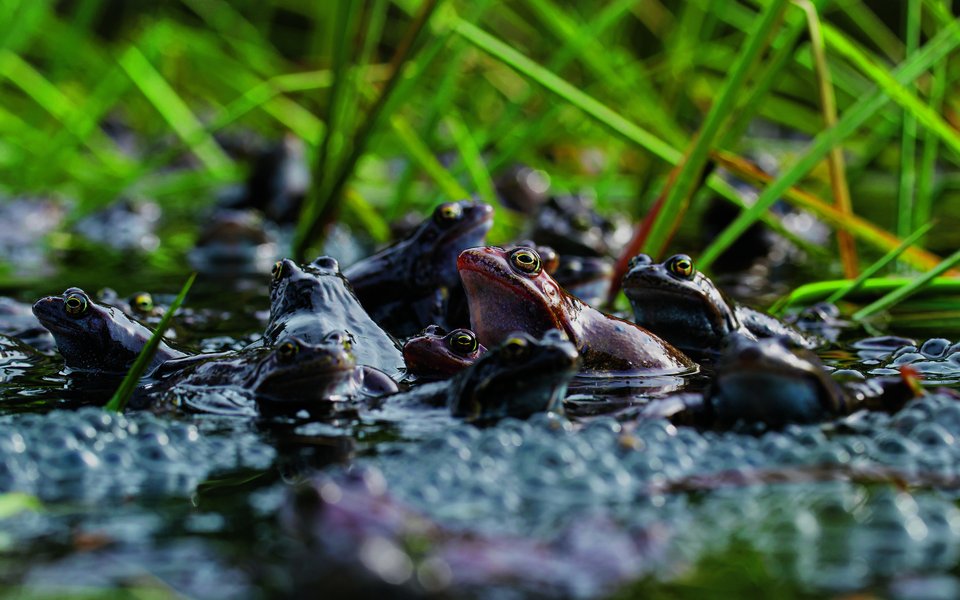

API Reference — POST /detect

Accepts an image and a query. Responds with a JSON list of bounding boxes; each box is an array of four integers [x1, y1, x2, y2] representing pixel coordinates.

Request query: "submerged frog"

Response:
[[98, 288, 162, 322], [645, 336, 918, 427], [530, 195, 624, 257], [32, 287, 186, 374], [402, 326, 486, 379], [141, 333, 397, 416], [458, 246, 695, 375], [622, 254, 813, 356], [553, 256, 613, 307], [388, 330, 579, 423], [265, 257, 405, 380], [343, 200, 494, 337]]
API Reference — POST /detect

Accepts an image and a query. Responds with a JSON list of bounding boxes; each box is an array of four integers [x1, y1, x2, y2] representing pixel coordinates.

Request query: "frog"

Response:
[[343, 200, 494, 338], [386, 330, 579, 423], [642, 335, 918, 427], [264, 256, 406, 380], [0, 296, 55, 352], [530, 194, 626, 257], [188, 208, 279, 275], [98, 288, 163, 322], [32, 287, 187, 374], [140, 332, 397, 416], [402, 325, 486, 379], [458, 246, 695, 375], [622, 253, 814, 357], [494, 164, 551, 215], [552, 255, 613, 307]]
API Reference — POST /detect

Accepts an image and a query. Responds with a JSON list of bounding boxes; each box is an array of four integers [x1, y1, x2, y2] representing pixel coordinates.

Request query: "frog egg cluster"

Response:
[[365, 392, 960, 592], [0, 407, 276, 501], [862, 338, 960, 383]]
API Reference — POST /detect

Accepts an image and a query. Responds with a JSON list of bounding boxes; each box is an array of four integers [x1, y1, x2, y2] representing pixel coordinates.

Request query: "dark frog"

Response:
[[449, 330, 579, 422], [141, 333, 397, 416], [458, 246, 695, 375], [386, 330, 579, 423], [623, 254, 814, 357], [402, 325, 486, 379], [343, 200, 494, 337], [264, 256, 405, 380], [645, 336, 919, 427], [32, 287, 186, 374]]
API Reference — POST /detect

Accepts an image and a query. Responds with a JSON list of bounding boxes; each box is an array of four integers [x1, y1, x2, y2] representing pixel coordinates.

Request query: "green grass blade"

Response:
[[293, 0, 442, 260], [916, 0, 951, 243], [823, 22, 960, 160], [0, 492, 41, 519], [443, 112, 497, 206], [118, 46, 233, 177], [797, 0, 858, 277], [824, 221, 935, 305], [699, 19, 960, 270], [897, 0, 921, 240], [853, 248, 960, 321], [105, 273, 197, 414], [642, 0, 790, 258], [390, 114, 469, 200], [774, 276, 960, 312]]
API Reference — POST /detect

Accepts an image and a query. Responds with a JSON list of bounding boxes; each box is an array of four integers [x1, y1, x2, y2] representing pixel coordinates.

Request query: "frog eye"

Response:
[[628, 254, 653, 269], [324, 331, 353, 350], [64, 294, 88, 316], [667, 254, 695, 279], [434, 202, 463, 224], [132, 293, 154, 313], [271, 261, 285, 282], [448, 329, 478, 355], [571, 213, 591, 232], [277, 341, 299, 361], [509, 248, 542, 275], [501, 336, 530, 360]]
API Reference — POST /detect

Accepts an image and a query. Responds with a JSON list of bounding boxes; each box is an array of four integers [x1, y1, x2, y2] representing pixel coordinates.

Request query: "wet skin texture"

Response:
[[651, 336, 919, 428], [402, 325, 486, 379], [553, 256, 613, 307], [32, 287, 185, 374], [343, 200, 494, 337], [141, 333, 397, 415], [458, 246, 695, 375], [623, 254, 812, 357], [448, 330, 579, 422], [531, 195, 619, 257], [265, 257, 405, 380]]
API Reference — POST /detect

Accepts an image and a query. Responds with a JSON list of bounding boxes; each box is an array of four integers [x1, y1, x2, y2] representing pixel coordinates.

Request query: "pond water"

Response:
[[3, 246, 960, 599]]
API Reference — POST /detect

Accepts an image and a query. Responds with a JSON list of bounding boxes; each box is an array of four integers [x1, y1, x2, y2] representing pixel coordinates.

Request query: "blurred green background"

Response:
[[0, 0, 957, 281]]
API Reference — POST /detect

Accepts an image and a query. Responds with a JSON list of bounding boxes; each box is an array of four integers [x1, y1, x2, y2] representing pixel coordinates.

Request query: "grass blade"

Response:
[[897, 0, 921, 241], [390, 114, 470, 200], [294, 0, 441, 260], [105, 273, 196, 414], [853, 248, 960, 321], [797, 0, 858, 277], [825, 221, 935, 304], [118, 46, 233, 177], [773, 275, 960, 313], [699, 19, 960, 270], [641, 0, 789, 258]]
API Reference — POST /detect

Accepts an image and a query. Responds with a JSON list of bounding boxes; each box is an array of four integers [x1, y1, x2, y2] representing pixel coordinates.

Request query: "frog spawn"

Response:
[[352, 393, 960, 594], [862, 338, 960, 383]]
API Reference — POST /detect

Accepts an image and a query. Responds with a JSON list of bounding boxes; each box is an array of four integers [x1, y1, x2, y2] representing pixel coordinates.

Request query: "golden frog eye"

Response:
[[277, 341, 299, 361], [668, 254, 695, 279], [65, 294, 87, 316], [271, 261, 285, 282], [501, 336, 530, 360], [448, 329, 478, 354], [434, 202, 463, 224], [132, 293, 154, 313], [509, 248, 542, 275], [571, 213, 591, 232]]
